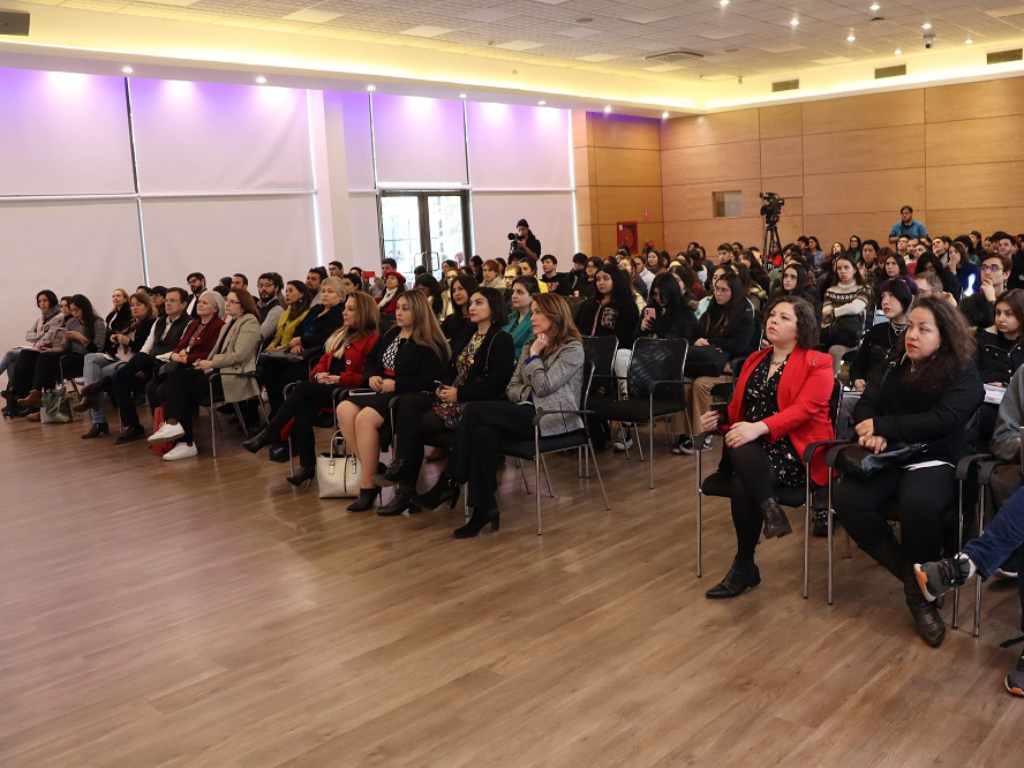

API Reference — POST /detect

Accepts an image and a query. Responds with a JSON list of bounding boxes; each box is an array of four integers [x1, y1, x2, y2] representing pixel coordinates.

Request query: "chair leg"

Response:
[[952, 478, 965, 630], [802, 473, 811, 600], [232, 402, 249, 438], [208, 407, 219, 458], [540, 454, 555, 498], [696, 446, 704, 578], [535, 431, 543, 536], [648, 416, 655, 490], [287, 436, 297, 479], [827, 477, 834, 606], [973, 484, 986, 639], [588, 440, 610, 511], [518, 460, 531, 494], [633, 424, 645, 462]]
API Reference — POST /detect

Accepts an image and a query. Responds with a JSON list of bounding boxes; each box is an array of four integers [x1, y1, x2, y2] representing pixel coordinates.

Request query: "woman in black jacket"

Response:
[[688, 272, 756, 377], [440, 274, 478, 342], [338, 290, 449, 512], [102, 289, 133, 357], [834, 296, 984, 648], [849, 278, 912, 391], [976, 288, 1024, 385], [380, 287, 515, 516], [575, 260, 640, 351], [640, 272, 697, 341]]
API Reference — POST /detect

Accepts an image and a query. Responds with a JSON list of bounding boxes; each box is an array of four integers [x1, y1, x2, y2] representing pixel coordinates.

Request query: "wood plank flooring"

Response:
[[2, 412, 1022, 767]]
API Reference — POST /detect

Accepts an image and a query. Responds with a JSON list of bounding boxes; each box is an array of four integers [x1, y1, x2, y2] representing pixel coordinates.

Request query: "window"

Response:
[[713, 191, 743, 218]]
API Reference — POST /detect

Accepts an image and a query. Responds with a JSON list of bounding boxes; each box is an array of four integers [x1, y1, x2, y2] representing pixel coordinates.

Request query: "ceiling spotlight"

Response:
[[921, 22, 932, 31], [965, 36, 973, 45], [719, 0, 730, 7], [254, 75, 267, 85], [121, 65, 133, 75], [894, 47, 902, 55], [366, 84, 376, 92], [603, 104, 612, 114], [847, 31, 856, 43], [870, 2, 880, 11], [537, 100, 546, 106], [661, 111, 670, 120], [789, 16, 800, 28], [458, 92, 467, 99]]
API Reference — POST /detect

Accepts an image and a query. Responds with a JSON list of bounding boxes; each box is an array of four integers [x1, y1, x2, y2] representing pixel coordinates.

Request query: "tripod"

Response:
[[763, 220, 781, 265]]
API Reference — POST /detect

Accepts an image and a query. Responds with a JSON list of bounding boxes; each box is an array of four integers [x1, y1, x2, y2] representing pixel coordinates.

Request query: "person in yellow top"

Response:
[[264, 280, 311, 351], [518, 256, 549, 293]]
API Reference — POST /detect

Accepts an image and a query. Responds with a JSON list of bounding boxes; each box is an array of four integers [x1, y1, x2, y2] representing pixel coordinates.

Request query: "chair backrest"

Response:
[[582, 335, 618, 402], [626, 337, 688, 400]]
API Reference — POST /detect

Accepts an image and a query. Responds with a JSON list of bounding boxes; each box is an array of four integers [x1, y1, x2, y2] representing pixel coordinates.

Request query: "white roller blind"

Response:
[[467, 103, 571, 190], [372, 94, 467, 186], [0, 68, 134, 196], [471, 192, 575, 262]]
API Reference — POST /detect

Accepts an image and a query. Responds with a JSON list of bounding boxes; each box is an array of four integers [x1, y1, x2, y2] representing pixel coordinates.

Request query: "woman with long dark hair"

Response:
[[441, 274, 479, 342], [834, 296, 984, 648], [504, 275, 540, 361], [640, 272, 697, 341], [819, 254, 871, 368], [771, 262, 818, 309], [575, 261, 640, 352], [1, 290, 63, 415], [264, 280, 311, 352], [414, 273, 446, 321]]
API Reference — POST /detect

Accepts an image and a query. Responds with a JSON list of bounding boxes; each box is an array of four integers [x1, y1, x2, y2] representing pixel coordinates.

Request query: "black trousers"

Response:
[[158, 366, 223, 443], [451, 401, 534, 511], [267, 381, 336, 467], [834, 465, 956, 577], [392, 393, 447, 485], [12, 350, 82, 395], [112, 353, 160, 428], [719, 442, 780, 561], [259, 357, 308, 417]]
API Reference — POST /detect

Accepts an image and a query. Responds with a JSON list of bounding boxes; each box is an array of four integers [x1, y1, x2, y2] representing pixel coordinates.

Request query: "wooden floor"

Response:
[[2, 411, 1023, 768]]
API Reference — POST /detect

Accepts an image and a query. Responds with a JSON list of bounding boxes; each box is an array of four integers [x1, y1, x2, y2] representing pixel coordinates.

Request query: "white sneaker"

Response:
[[163, 441, 198, 461], [148, 421, 185, 443]]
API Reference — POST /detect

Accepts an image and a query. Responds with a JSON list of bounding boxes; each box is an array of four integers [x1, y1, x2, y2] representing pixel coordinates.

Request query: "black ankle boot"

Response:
[[81, 422, 110, 440], [241, 429, 273, 454], [347, 487, 381, 512], [453, 506, 500, 539], [416, 472, 460, 510], [904, 573, 946, 647], [760, 498, 792, 539], [377, 485, 419, 517], [286, 465, 315, 488], [705, 559, 761, 599]]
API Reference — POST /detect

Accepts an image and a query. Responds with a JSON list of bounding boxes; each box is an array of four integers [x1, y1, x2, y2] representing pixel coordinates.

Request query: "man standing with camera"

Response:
[[509, 218, 541, 261]]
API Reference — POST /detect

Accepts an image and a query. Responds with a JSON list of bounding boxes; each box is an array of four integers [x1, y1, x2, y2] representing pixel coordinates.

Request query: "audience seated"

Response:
[[699, 297, 834, 598], [383, 286, 515, 516], [377, 271, 406, 322], [961, 251, 1010, 331], [101, 289, 133, 358], [833, 296, 983, 648], [1, 290, 64, 416], [575, 260, 640, 354], [264, 280, 312, 352], [849, 278, 912, 392], [440, 274, 477, 341], [243, 291, 380, 484], [504, 276, 540, 361], [336, 291, 449, 512], [819, 254, 871, 370], [255, 272, 285, 343]]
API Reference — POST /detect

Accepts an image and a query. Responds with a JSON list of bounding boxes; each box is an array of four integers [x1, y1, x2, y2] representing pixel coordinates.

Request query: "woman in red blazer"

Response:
[[699, 295, 835, 599], [243, 292, 380, 485]]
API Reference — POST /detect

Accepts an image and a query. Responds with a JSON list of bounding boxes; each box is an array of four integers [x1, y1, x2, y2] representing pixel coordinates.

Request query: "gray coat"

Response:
[[506, 340, 584, 436], [26, 310, 65, 349], [209, 313, 262, 403], [993, 366, 1024, 460]]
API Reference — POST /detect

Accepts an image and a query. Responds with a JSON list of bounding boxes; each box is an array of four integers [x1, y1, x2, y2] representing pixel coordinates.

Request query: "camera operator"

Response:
[[508, 218, 541, 261]]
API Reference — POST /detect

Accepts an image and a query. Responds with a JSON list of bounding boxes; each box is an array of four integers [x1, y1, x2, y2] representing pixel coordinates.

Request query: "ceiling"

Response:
[[23, 0, 1024, 81]]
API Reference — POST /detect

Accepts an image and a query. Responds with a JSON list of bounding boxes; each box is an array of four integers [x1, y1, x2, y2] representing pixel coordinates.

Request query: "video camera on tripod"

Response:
[[759, 192, 785, 226]]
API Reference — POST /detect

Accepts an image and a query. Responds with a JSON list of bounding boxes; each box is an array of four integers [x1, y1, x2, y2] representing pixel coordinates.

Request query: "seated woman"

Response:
[[771, 262, 819, 310], [263, 280, 311, 352], [833, 296, 984, 648], [819, 254, 871, 371], [849, 278, 913, 392], [15, 294, 106, 411], [77, 291, 157, 439], [504, 276, 540, 361], [414, 273, 446, 322], [420, 293, 584, 539], [440, 274, 478, 342], [1, 290, 64, 415], [261, 277, 344, 417], [699, 297, 834, 598], [915, 251, 961, 300], [337, 291, 449, 512], [641, 272, 698, 341], [149, 290, 262, 460], [481, 259, 506, 291], [243, 291, 380, 485], [976, 288, 1024, 386], [381, 287, 515, 516], [377, 271, 406, 325], [576, 260, 640, 392], [101, 289, 133, 358]]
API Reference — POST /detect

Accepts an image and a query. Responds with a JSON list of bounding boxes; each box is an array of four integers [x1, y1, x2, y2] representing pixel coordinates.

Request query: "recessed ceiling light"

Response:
[[921, 22, 932, 30], [661, 111, 670, 119], [537, 100, 546, 106], [603, 105, 612, 114], [254, 75, 267, 84], [965, 36, 973, 44], [870, 2, 880, 11], [121, 65, 133, 75], [847, 31, 856, 43], [790, 17, 800, 28], [458, 93, 467, 99], [719, 0, 730, 7], [894, 47, 902, 55], [366, 84, 376, 92]]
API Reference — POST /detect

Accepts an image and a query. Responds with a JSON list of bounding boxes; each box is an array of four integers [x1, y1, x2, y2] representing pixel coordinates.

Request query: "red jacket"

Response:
[[309, 332, 378, 387], [173, 316, 225, 364], [725, 346, 835, 486]]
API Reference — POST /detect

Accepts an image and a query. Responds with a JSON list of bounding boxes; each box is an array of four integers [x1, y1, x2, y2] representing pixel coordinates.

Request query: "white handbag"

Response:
[[316, 434, 360, 498]]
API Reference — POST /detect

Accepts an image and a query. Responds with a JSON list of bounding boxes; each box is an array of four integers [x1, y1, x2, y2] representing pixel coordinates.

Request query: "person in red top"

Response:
[[243, 292, 380, 485], [699, 296, 835, 599]]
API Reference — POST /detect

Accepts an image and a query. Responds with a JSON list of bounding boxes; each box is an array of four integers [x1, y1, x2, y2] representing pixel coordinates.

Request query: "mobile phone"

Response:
[[711, 402, 729, 420]]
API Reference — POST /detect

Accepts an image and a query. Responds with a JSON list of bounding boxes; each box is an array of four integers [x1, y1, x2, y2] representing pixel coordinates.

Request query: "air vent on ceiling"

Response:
[[644, 49, 705, 63], [0, 10, 30, 36], [988, 48, 1024, 64], [771, 79, 799, 93], [875, 64, 907, 79]]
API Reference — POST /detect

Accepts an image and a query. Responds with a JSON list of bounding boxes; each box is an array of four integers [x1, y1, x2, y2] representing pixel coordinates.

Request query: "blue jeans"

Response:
[[964, 486, 1024, 578], [82, 352, 123, 425]]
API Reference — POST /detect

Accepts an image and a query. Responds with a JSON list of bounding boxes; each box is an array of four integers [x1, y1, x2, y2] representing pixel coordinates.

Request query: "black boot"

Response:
[[115, 424, 146, 445], [268, 443, 290, 463], [705, 559, 761, 599], [903, 572, 946, 647], [760, 498, 792, 539], [347, 487, 381, 512], [241, 428, 273, 454], [416, 472, 460, 510], [81, 422, 110, 440], [453, 506, 500, 539], [287, 465, 316, 488], [377, 485, 419, 517]]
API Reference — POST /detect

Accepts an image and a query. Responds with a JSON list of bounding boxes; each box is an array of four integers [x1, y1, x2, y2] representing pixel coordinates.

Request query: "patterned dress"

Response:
[[741, 354, 804, 487]]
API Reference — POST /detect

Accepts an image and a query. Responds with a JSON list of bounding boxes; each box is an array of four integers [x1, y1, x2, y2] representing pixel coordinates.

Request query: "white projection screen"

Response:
[[467, 102, 571, 190]]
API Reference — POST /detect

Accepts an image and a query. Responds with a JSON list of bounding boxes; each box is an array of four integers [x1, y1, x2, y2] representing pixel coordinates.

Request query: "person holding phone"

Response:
[[379, 287, 515, 517], [698, 296, 834, 600], [336, 291, 449, 512]]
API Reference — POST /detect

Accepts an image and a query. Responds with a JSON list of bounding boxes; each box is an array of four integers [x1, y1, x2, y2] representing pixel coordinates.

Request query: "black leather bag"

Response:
[[836, 442, 929, 479]]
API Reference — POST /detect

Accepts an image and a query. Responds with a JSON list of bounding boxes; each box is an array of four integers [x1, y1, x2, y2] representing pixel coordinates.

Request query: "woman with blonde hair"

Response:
[[244, 291, 380, 485], [337, 290, 450, 511]]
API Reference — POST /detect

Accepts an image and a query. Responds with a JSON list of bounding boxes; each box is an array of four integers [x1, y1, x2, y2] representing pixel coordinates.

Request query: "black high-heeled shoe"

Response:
[[416, 472, 460, 510], [286, 465, 316, 488], [377, 486, 419, 517], [242, 429, 273, 454], [760, 498, 792, 539], [347, 487, 381, 512], [453, 507, 499, 539]]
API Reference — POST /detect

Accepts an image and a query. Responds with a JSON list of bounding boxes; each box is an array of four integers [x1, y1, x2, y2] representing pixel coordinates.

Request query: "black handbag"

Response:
[[836, 442, 929, 479]]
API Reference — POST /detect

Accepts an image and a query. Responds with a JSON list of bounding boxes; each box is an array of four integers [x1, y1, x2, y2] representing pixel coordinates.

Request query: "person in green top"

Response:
[[503, 275, 539, 361], [265, 280, 311, 351]]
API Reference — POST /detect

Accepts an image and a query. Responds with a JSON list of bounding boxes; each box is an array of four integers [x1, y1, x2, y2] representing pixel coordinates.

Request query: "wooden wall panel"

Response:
[[660, 109, 759, 150], [927, 207, 1024, 237], [762, 175, 802, 198], [571, 110, 589, 148], [926, 78, 1024, 122], [638, 221, 665, 251], [575, 186, 595, 227], [804, 168, 925, 215], [595, 186, 663, 225], [802, 212, 904, 252], [593, 148, 661, 186], [760, 136, 802, 178], [926, 117, 1024, 167], [802, 89, 924, 135], [664, 218, 762, 252], [573, 147, 591, 187], [661, 141, 760, 184], [803, 124, 924, 175], [576, 225, 595, 255], [927, 162, 1024, 210], [759, 104, 802, 139], [663, 179, 762, 222], [590, 116, 661, 150]]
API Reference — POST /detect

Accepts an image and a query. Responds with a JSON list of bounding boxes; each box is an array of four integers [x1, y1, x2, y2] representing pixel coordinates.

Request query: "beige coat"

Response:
[[209, 313, 262, 403]]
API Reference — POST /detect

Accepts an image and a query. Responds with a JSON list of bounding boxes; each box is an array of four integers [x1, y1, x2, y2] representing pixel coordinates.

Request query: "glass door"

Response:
[[379, 191, 470, 276]]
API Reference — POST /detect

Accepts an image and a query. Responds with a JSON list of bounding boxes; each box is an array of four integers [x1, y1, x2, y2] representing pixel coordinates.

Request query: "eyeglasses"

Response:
[[982, 264, 1005, 272]]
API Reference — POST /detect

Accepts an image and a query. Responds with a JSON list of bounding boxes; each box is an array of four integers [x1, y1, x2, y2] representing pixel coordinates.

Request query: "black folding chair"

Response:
[[199, 371, 267, 457]]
